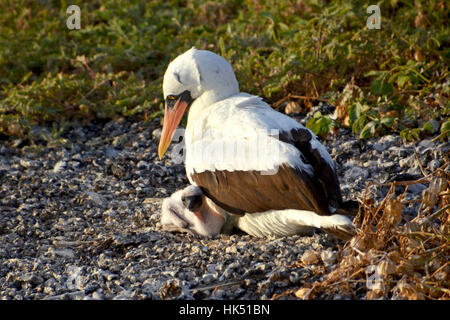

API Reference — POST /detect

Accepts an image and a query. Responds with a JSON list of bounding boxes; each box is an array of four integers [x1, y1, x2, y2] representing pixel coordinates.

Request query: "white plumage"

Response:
[[236, 210, 352, 238], [185, 93, 314, 177]]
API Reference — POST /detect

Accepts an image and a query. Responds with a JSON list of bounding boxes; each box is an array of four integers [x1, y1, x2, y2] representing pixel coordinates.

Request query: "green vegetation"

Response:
[[0, 0, 448, 140]]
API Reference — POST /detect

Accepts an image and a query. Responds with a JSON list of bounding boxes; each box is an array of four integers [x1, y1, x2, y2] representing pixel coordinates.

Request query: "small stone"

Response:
[[225, 246, 237, 254], [399, 156, 414, 168], [151, 164, 167, 177], [407, 183, 426, 194], [372, 143, 388, 152], [406, 166, 421, 176], [418, 139, 434, 149], [53, 248, 75, 259], [285, 101, 302, 114], [137, 160, 149, 170], [160, 279, 184, 299], [202, 273, 215, 284], [12, 139, 25, 148], [289, 272, 300, 283], [52, 161, 66, 174], [320, 250, 337, 266], [19, 159, 39, 169], [113, 290, 133, 300], [436, 142, 450, 154], [65, 290, 86, 300], [206, 264, 217, 274], [92, 291, 104, 300], [363, 161, 378, 168], [112, 134, 129, 148], [379, 135, 398, 145], [428, 119, 440, 133], [341, 140, 359, 152], [300, 250, 319, 265], [105, 147, 119, 159], [67, 161, 80, 168], [191, 246, 202, 254], [19, 273, 44, 286], [343, 159, 357, 168], [223, 263, 239, 278], [295, 288, 311, 300], [344, 166, 369, 181], [83, 282, 99, 294], [86, 192, 105, 206], [427, 159, 440, 172], [381, 161, 395, 169], [102, 271, 118, 282], [212, 288, 225, 298], [152, 128, 162, 140], [391, 146, 409, 157], [71, 153, 82, 161]]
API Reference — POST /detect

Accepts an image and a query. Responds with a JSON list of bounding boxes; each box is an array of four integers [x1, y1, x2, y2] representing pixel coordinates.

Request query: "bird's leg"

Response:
[[161, 185, 226, 237]]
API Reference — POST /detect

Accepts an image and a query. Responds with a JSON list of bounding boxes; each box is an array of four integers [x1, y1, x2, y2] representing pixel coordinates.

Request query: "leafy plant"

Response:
[[0, 0, 448, 140], [306, 111, 335, 138]]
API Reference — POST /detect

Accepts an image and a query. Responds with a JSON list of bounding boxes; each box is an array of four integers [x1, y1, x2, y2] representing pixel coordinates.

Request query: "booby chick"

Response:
[[158, 48, 357, 240], [161, 185, 225, 237]]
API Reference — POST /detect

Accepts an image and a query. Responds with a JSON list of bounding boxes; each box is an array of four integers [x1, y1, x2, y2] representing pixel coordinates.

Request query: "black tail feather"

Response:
[[335, 200, 359, 216]]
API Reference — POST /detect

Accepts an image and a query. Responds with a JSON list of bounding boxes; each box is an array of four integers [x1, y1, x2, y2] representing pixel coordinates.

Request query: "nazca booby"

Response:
[[158, 48, 357, 240]]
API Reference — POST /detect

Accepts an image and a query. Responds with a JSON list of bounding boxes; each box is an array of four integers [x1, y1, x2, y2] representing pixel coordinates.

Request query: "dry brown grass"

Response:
[[279, 161, 449, 300]]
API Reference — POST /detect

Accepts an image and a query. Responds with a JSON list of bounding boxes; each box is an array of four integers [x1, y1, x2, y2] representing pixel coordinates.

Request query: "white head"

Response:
[[158, 48, 239, 158]]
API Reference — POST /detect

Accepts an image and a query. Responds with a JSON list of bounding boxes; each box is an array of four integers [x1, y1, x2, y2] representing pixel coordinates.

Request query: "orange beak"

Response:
[[158, 97, 189, 159]]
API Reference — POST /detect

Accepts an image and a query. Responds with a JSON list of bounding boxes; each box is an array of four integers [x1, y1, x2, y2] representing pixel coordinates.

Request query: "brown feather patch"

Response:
[[191, 164, 331, 216]]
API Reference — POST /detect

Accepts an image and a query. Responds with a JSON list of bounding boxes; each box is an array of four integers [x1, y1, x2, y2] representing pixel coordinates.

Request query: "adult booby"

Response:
[[159, 48, 357, 240]]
